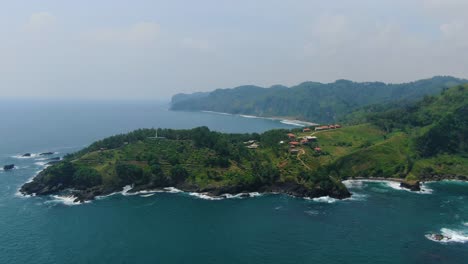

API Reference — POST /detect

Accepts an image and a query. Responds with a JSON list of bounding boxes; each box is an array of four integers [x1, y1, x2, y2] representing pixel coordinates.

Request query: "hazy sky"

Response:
[[0, 0, 467, 99]]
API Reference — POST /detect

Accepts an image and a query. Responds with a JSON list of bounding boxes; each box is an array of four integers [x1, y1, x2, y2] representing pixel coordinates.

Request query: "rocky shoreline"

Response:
[[20, 173, 351, 203], [20, 169, 467, 203]]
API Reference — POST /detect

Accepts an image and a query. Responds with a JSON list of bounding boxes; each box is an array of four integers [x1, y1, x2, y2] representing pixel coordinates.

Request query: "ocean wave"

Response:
[[344, 179, 433, 194], [384, 181, 433, 194], [14, 190, 36, 198], [12, 152, 58, 159], [189, 192, 224, 200], [45, 195, 89, 206], [426, 228, 468, 244], [343, 180, 364, 189], [201, 110, 233, 116], [347, 193, 368, 201], [306, 196, 339, 203], [239, 114, 259, 119], [12, 153, 40, 159], [305, 192, 368, 203], [140, 194, 155, 197], [121, 185, 134, 196], [163, 187, 183, 193], [280, 120, 305, 127], [34, 161, 49, 167], [248, 192, 262, 197], [304, 210, 320, 216]]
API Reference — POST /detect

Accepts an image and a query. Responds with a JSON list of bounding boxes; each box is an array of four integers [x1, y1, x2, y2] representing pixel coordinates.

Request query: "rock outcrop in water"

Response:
[[400, 181, 421, 191], [3, 164, 15, 171]]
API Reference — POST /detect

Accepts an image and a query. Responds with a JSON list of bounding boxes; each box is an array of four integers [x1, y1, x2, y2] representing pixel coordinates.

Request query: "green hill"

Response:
[[171, 76, 467, 123], [21, 85, 468, 202]]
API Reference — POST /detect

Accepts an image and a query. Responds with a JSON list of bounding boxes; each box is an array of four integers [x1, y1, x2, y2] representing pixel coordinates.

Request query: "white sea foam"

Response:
[[240, 114, 261, 119], [342, 180, 364, 189], [163, 187, 183, 193], [220, 193, 243, 199], [385, 181, 433, 194], [344, 179, 433, 194], [280, 120, 305, 127], [140, 194, 155, 197], [426, 228, 468, 244], [121, 185, 134, 196], [189, 192, 224, 200], [247, 192, 262, 197], [202, 110, 233, 116], [12, 153, 39, 159], [34, 161, 48, 167], [46, 195, 88, 206], [304, 210, 320, 216], [15, 190, 36, 198], [308, 196, 339, 203], [346, 193, 368, 201]]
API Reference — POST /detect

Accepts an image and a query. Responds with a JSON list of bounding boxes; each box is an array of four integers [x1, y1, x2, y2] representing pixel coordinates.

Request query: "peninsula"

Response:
[[21, 85, 468, 202]]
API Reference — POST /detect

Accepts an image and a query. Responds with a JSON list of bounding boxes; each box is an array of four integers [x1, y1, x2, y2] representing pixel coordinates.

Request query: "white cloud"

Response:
[[25, 12, 56, 33]]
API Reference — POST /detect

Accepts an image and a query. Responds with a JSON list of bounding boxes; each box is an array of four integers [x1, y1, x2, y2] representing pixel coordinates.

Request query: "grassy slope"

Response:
[[66, 118, 468, 190]]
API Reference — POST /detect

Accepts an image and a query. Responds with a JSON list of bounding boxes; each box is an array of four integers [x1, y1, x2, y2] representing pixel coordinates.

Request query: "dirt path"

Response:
[[296, 148, 311, 170]]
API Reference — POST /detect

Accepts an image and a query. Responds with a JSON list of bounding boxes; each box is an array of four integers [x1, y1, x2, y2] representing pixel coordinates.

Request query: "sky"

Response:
[[0, 0, 467, 100]]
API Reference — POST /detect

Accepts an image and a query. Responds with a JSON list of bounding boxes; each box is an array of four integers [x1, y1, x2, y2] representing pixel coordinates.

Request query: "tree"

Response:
[[170, 165, 189, 183], [73, 167, 102, 189], [115, 163, 143, 185]]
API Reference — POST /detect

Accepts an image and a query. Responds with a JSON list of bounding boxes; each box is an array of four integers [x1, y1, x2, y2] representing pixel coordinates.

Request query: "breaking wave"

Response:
[[201, 111, 233, 116], [343, 179, 433, 194], [189, 192, 224, 200], [280, 120, 305, 127], [239, 114, 261, 119], [45, 195, 89, 206], [426, 227, 468, 244], [307, 196, 339, 203]]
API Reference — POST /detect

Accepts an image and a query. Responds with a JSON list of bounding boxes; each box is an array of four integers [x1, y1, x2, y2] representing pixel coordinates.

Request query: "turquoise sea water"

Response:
[[1, 101, 467, 264]]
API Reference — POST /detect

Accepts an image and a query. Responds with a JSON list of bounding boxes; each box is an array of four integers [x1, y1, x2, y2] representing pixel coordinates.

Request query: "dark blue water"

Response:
[[1, 101, 467, 264]]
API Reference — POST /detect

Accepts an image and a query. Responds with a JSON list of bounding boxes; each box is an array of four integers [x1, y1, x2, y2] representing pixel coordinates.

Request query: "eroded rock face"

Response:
[[400, 181, 421, 191]]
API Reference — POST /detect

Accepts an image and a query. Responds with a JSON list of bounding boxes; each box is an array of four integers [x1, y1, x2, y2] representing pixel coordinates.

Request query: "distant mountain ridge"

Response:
[[170, 76, 467, 123]]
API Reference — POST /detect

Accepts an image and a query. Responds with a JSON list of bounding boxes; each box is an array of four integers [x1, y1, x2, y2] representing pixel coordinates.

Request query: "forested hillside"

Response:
[[171, 76, 466, 123]]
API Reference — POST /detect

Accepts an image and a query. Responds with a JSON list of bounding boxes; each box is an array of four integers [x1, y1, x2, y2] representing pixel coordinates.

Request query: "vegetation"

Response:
[[21, 84, 468, 202], [170, 76, 466, 123]]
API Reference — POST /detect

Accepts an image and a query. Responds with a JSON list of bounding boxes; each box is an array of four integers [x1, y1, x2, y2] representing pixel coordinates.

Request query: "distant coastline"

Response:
[[201, 110, 319, 127]]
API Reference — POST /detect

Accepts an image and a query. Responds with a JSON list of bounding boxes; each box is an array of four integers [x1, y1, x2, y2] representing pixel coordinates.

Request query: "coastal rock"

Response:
[[3, 164, 15, 170], [22, 153, 31, 157], [39, 152, 54, 156], [400, 180, 421, 192]]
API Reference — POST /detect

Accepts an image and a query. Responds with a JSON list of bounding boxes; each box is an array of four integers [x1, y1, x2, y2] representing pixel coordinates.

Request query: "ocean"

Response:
[[0, 100, 467, 264]]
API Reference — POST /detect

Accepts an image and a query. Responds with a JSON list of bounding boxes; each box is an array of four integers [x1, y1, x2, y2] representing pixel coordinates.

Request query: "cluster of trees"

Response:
[[41, 162, 102, 190], [353, 85, 468, 158], [416, 105, 468, 157]]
